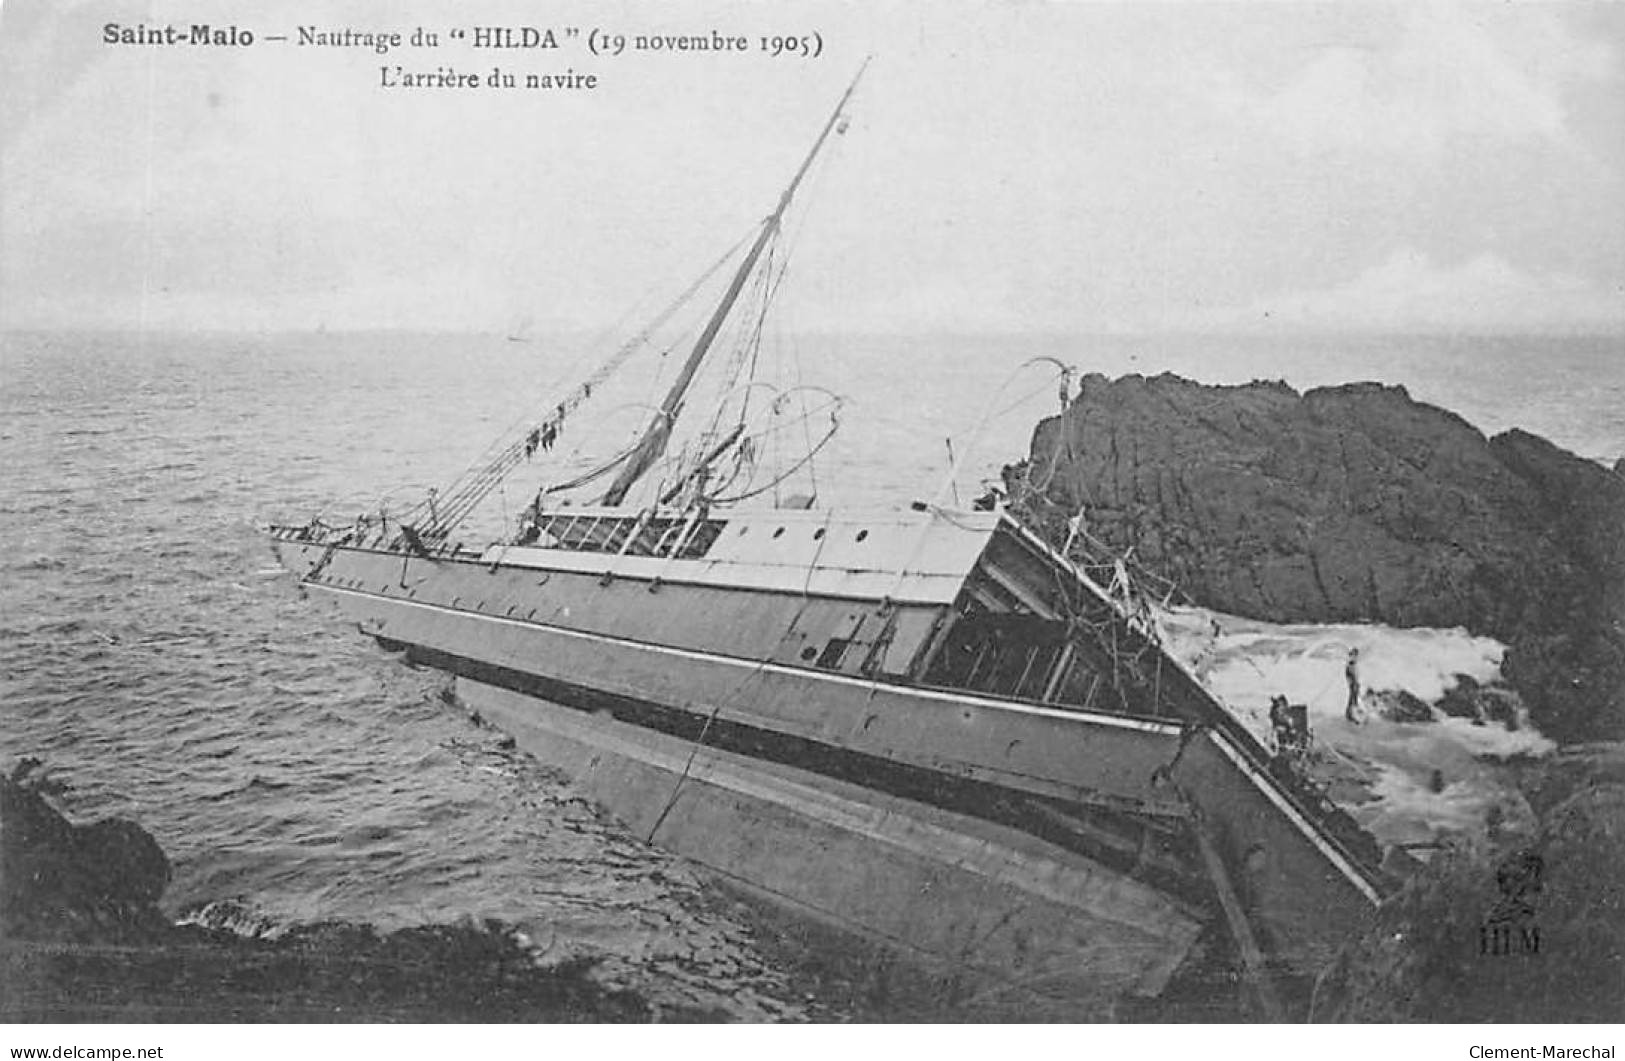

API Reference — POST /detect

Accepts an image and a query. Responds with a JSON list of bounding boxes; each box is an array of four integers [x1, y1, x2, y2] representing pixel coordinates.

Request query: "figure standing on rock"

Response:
[[1345, 647, 1363, 724]]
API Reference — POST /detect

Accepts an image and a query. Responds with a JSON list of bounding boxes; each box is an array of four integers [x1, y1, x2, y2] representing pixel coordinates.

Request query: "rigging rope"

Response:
[[398, 228, 756, 540], [385, 71, 857, 539]]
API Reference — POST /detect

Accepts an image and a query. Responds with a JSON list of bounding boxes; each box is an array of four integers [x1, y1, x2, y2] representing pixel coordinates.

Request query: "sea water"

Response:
[[1156, 607, 1554, 850], [0, 327, 1619, 1018]]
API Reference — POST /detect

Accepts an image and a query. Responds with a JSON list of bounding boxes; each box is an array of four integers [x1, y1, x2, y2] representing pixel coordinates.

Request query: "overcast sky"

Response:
[[2, 0, 1621, 335]]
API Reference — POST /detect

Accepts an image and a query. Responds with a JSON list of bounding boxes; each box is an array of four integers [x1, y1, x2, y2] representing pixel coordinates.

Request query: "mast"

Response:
[[601, 61, 869, 507]]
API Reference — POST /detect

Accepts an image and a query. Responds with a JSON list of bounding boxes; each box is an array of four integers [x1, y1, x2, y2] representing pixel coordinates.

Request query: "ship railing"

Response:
[[1000, 513, 1395, 893]]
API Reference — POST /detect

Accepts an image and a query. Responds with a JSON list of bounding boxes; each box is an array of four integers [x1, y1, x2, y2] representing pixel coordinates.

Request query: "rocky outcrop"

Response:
[[0, 762, 699, 1021], [1310, 778, 1625, 1022], [1, 760, 172, 944], [1009, 373, 1625, 743]]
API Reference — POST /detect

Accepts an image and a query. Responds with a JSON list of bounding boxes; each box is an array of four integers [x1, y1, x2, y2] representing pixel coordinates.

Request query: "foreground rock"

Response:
[[1310, 755, 1625, 1022], [0, 765, 703, 1022], [1, 759, 172, 945], [1009, 373, 1625, 743]]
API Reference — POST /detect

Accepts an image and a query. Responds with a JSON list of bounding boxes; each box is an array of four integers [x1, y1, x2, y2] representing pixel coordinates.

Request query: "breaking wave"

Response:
[[1157, 605, 1554, 853]]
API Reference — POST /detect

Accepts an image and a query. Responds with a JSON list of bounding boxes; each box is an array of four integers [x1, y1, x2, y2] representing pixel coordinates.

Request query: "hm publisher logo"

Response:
[[1479, 849, 1543, 957]]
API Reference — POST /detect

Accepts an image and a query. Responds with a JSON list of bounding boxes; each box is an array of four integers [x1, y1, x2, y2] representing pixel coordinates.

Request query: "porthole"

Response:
[[800, 646, 818, 661]]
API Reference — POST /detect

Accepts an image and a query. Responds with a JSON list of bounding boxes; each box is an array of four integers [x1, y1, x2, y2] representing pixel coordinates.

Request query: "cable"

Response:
[[397, 227, 757, 538]]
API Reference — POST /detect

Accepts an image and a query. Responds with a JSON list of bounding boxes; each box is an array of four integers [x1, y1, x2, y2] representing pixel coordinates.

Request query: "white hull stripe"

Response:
[[480, 545, 971, 605]]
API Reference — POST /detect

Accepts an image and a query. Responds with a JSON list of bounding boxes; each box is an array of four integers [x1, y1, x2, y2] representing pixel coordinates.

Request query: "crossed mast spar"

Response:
[[400, 62, 868, 547]]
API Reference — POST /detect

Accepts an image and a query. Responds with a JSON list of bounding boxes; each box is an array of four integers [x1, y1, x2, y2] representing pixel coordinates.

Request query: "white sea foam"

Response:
[[1156, 605, 1554, 852]]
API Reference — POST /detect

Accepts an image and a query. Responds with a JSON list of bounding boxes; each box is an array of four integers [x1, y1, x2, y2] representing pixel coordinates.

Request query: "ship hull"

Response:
[[271, 518, 1383, 1002], [457, 676, 1203, 1014]]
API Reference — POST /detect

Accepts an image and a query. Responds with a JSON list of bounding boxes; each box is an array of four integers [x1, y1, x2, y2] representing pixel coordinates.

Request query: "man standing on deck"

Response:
[[1270, 695, 1294, 756], [1345, 647, 1363, 724]]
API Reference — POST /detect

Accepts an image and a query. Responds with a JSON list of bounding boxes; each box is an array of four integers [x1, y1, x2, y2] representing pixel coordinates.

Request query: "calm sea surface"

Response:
[[1, 328, 1620, 1018]]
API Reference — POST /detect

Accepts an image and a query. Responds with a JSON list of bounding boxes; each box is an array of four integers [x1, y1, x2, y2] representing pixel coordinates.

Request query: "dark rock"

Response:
[[1310, 782, 1625, 1022], [1438, 674, 1525, 730], [1010, 373, 1625, 743], [1367, 688, 1435, 724], [1, 765, 172, 944], [0, 761, 689, 1021]]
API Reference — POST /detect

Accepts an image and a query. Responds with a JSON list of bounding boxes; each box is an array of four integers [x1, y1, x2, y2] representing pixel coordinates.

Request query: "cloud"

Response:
[[1205, 248, 1624, 333], [1202, 3, 1616, 157]]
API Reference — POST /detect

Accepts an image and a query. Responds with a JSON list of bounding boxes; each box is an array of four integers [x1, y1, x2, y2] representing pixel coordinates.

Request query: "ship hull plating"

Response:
[[272, 526, 1381, 997], [459, 676, 1203, 1013]]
